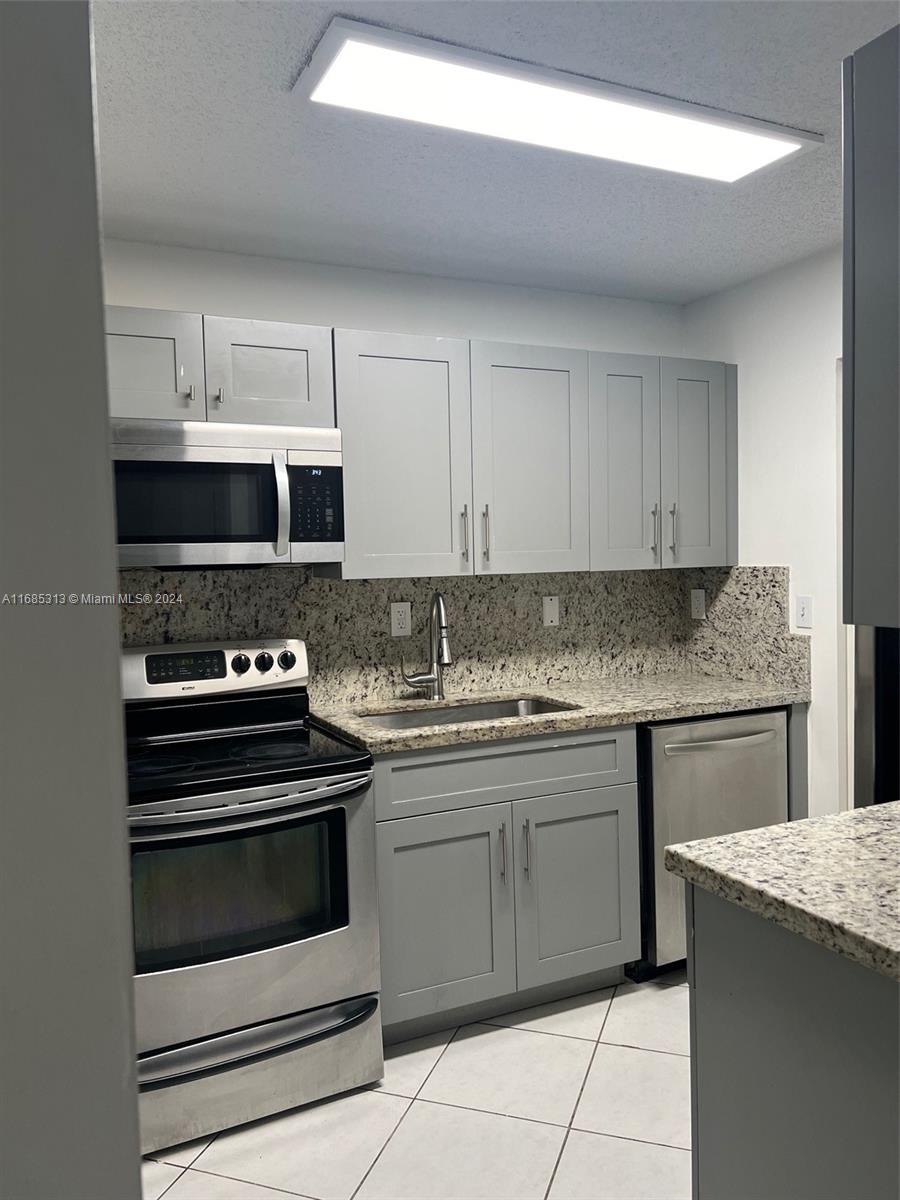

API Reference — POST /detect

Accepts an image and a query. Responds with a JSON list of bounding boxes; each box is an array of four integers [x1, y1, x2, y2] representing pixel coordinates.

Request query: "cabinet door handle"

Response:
[[482, 505, 491, 561], [668, 502, 677, 554], [649, 503, 660, 558], [499, 821, 508, 882], [523, 818, 532, 878], [186, 384, 196, 403], [215, 387, 225, 406], [461, 504, 470, 562]]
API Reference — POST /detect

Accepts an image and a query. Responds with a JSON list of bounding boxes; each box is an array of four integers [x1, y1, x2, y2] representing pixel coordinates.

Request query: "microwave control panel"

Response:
[[289, 465, 344, 543]]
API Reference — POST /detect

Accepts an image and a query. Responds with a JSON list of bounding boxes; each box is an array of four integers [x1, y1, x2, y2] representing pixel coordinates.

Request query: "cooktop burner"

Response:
[[232, 741, 310, 761], [129, 754, 196, 777]]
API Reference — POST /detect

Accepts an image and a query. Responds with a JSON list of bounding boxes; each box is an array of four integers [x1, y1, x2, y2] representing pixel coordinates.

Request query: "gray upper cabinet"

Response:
[[335, 329, 473, 578], [376, 804, 517, 1026], [660, 357, 728, 568], [203, 316, 334, 427], [590, 354, 661, 571], [513, 784, 640, 990], [471, 341, 589, 574], [105, 306, 205, 420]]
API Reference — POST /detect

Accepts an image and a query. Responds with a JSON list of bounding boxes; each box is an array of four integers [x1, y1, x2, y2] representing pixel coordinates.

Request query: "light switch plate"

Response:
[[796, 595, 813, 629], [690, 588, 707, 620], [390, 601, 411, 638], [543, 595, 560, 626]]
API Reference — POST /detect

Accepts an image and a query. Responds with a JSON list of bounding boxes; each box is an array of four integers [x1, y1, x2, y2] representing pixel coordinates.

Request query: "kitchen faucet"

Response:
[[400, 591, 453, 700]]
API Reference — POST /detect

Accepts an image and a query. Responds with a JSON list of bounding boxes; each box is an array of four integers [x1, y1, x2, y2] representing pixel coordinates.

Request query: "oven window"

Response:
[[115, 460, 277, 544], [131, 808, 348, 974]]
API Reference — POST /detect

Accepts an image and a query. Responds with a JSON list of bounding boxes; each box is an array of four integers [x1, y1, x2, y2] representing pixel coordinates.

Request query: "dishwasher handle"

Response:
[[663, 729, 777, 756]]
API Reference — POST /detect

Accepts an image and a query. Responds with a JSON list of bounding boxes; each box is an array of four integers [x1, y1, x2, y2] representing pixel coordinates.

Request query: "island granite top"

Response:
[[666, 802, 900, 981], [312, 671, 807, 755]]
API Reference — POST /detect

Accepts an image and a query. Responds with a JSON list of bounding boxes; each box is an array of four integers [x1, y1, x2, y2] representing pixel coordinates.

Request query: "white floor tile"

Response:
[[601, 980, 691, 1056], [574, 1043, 691, 1150], [376, 1028, 457, 1097], [484, 988, 614, 1041], [356, 1099, 565, 1200], [549, 1129, 692, 1200], [142, 1158, 183, 1200], [191, 1089, 409, 1200], [149, 1138, 216, 1168], [419, 1022, 593, 1125], [166, 1170, 308, 1199]]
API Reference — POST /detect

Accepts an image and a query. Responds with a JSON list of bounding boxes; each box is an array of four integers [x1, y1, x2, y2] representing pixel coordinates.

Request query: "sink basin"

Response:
[[359, 698, 580, 730]]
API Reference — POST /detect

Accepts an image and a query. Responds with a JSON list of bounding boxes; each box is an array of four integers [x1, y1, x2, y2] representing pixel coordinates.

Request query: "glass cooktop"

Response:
[[126, 722, 371, 805]]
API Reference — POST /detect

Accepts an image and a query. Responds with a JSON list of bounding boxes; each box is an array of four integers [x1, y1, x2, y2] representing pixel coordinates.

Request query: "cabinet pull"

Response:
[[482, 505, 491, 561], [186, 383, 196, 403], [668, 502, 677, 554], [523, 818, 532, 878], [499, 821, 508, 882], [215, 387, 225, 406], [461, 504, 470, 562], [649, 503, 660, 558]]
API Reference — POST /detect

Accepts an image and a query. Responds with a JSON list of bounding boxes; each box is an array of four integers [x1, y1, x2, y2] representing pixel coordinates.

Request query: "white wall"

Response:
[[684, 248, 843, 817], [102, 239, 686, 355]]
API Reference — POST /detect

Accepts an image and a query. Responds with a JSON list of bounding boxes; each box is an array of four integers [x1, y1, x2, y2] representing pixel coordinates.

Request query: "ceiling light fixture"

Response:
[[296, 19, 822, 183]]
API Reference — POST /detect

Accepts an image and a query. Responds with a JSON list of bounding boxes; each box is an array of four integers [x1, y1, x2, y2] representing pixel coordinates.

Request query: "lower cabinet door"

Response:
[[513, 785, 640, 990], [377, 804, 516, 1026]]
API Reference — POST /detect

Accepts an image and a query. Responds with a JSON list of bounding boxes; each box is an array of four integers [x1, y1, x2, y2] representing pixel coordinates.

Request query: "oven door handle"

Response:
[[273, 450, 290, 557], [137, 995, 378, 1089], [128, 773, 372, 840]]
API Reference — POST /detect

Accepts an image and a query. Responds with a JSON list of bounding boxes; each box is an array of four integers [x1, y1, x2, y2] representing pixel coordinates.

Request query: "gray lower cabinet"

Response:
[[375, 729, 641, 1028], [376, 804, 516, 1026], [513, 785, 640, 990]]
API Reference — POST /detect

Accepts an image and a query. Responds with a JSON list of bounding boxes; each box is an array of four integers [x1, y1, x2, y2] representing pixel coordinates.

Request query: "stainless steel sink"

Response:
[[359, 698, 580, 730]]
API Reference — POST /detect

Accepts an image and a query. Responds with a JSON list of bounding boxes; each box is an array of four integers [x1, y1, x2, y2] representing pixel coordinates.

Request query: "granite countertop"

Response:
[[666, 803, 900, 981], [312, 671, 808, 755]]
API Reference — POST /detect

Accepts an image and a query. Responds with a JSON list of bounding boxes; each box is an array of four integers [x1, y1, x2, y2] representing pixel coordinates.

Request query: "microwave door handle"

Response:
[[273, 450, 290, 557]]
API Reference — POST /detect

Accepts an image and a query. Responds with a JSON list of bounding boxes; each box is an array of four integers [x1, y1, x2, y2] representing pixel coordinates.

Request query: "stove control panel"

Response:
[[123, 639, 309, 701]]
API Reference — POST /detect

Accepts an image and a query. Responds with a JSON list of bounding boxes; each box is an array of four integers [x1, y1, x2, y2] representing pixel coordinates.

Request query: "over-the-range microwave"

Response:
[[111, 419, 344, 568]]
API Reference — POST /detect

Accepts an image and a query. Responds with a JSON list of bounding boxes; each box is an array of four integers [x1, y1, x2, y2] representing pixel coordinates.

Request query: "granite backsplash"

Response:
[[120, 565, 810, 707]]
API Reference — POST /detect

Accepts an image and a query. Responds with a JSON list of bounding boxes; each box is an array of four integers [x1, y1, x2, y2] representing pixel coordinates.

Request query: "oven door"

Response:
[[114, 444, 291, 568], [129, 773, 378, 1054]]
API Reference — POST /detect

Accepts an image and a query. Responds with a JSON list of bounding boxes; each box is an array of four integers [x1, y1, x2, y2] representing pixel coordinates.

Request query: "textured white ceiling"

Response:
[[92, 1, 897, 303]]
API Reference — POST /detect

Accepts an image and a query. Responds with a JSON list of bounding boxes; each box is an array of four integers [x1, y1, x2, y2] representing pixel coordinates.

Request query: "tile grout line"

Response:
[[174, 1163, 319, 1198], [343, 1030, 465, 1200], [154, 1164, 189, 1200], [412, 1093, 570, 1130], [347, 1096, 414, 1200], [569, 1126, 691, 1154], [542, 983, 619, 1200]]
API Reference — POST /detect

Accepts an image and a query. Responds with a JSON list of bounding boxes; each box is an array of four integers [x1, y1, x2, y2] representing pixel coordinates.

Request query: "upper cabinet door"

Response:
[[471, 341, 589, 574], [660, 358, 727, 568], [203, 316, 334, 427], [335, 330, 473, 578], [105, 306, 205, 420], [590, 353, 661, 571]]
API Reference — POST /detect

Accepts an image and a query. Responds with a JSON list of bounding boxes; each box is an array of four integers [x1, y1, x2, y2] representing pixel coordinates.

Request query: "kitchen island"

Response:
[[666, 803, 900, 1200]]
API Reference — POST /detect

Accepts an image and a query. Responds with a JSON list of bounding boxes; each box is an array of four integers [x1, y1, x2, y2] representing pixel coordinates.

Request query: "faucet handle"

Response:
[[400, 655, 438, 694]]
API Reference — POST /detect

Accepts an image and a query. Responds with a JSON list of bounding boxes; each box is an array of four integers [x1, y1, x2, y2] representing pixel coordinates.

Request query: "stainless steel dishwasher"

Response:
[[639, 709, 788, 972]]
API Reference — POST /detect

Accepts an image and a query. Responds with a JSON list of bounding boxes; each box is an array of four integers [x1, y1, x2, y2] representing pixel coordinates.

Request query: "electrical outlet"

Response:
[[542, 595, 560, 626], [390, 602, 411, 638], [690, 588, 707, 620], [796, 595, 813, 629]]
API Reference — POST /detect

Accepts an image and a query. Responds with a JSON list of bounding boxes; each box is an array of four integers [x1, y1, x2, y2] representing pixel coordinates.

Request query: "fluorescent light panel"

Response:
[[306, 25, 819, 183]]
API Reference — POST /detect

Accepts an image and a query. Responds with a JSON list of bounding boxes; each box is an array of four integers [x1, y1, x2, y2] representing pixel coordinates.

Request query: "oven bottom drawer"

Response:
[[138, 994, 383, 1154]]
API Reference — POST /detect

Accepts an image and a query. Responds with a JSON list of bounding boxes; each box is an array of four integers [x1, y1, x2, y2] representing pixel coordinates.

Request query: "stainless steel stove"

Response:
[[122, 639, 382, 1153]]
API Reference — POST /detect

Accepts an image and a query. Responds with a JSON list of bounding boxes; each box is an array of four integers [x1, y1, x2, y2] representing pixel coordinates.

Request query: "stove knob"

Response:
[[278, 649, 296, 671], [255, 651, 274, 673], [231, 653, 251, 675]]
